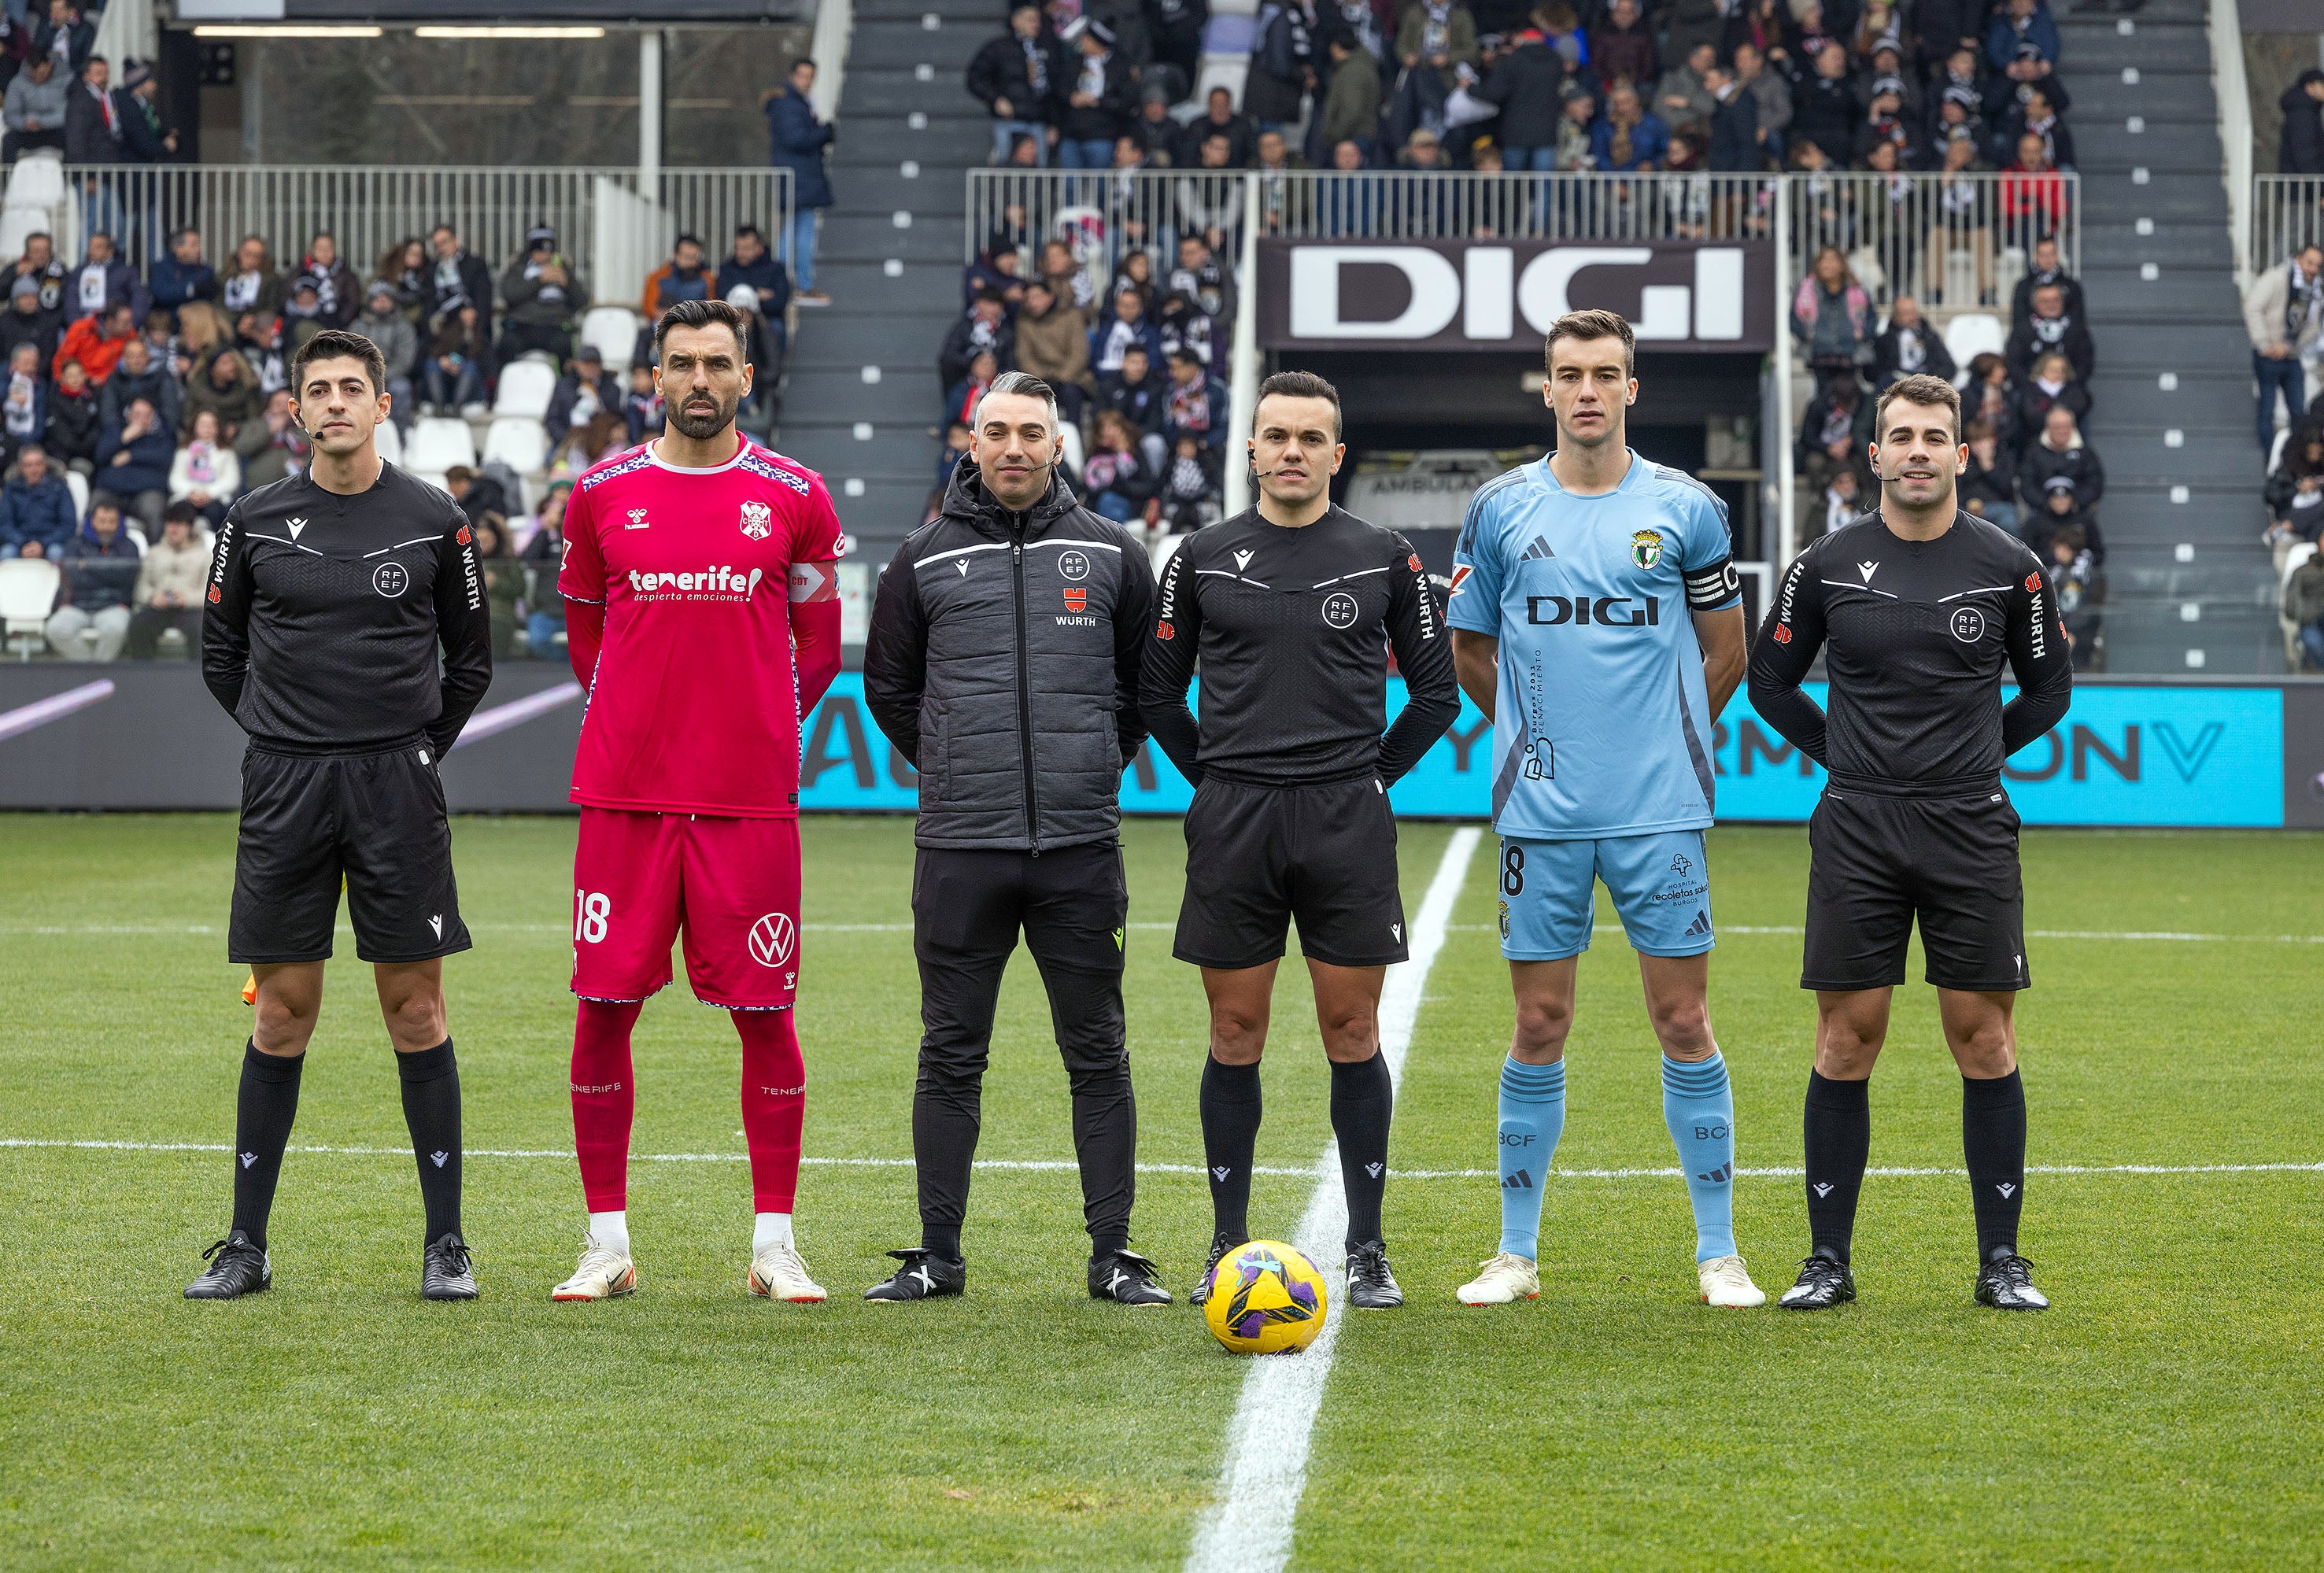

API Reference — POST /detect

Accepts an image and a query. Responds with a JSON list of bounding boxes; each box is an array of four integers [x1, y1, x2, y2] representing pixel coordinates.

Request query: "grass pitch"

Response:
[[2, 813, 2319, 1569]]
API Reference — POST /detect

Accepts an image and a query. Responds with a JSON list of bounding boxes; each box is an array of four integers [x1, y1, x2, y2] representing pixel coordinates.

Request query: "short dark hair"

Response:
[[1543, 308, 1635, 378], [291, 327, 388, 394], [655, 297, 751, 356], [163, 498, 198, 526], [675, 232, 704, 251], [734, 223, 763, 242], [974, 370, 1059, 432], [1873, 372, 1963, 443], [1254, 369, 1343, 441]]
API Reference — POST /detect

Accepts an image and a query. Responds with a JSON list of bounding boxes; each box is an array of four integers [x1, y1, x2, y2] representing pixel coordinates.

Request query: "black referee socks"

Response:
[[1961, 1069, 2027, 1261], [1330, 1052, 1394, 1250], [1199, 1057, 1262, 1243], [231, 1039, 305, 1250], [1802, 1070, 1871, 1262], [397, 1039, 463, 1245]]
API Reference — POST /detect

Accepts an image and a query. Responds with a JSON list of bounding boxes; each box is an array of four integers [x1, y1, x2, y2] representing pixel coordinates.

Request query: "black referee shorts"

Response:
[[229, 743, 471, 966], [1802, 784, 2027, 994], [1175, 775, 1408, 971]]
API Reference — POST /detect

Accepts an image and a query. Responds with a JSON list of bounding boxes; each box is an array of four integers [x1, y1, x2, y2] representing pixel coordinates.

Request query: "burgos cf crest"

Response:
[[1630, 530, 1664, 569], [739, 500, 774, 540]]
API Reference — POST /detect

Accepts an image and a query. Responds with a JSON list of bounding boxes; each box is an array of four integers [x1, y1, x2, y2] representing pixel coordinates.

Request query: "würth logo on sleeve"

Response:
[[739, 500, 773, 539]]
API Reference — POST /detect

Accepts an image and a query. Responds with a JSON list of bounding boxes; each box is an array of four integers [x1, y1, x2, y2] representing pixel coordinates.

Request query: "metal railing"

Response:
[[2251, 175, 2324, 279], [969, 168, 2075, 315], [3, 161, 791, 312]]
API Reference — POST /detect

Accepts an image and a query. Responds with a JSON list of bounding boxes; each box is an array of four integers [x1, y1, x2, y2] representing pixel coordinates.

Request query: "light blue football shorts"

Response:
[[1494, 829, 1714, 962]]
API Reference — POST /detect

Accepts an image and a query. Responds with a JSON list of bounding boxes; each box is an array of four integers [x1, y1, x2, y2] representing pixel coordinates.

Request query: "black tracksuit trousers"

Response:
[[910, 840, 1137, 1258]]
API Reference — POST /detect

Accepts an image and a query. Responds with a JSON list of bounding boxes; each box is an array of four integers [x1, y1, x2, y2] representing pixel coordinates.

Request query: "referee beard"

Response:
[[187, 330, 492, 1303], [861, 373, 1167, 1305]]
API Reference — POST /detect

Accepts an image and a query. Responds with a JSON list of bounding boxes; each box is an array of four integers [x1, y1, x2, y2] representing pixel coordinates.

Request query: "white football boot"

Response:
[[1457, 1253, 1542, 1305], [550, 1234, 637, 1302], [747, 1238, 828, 1303], [1697, 1254, 1767, 1308]]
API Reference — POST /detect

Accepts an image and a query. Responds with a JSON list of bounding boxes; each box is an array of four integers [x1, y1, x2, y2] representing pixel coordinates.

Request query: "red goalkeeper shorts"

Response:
[[570, 807, 802, 1010]]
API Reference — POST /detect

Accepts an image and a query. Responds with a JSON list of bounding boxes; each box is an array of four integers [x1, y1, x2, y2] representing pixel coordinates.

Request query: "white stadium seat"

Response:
[[493, 357, 558, 419], [0, 556, 61, 659], [1943, 312, 2006, 379], [373, 420, 404, 465], [406, 416, 477, 474], [582, 306, 641, 371], [482, 417, 550, 477], [65, 470, 87, 522]]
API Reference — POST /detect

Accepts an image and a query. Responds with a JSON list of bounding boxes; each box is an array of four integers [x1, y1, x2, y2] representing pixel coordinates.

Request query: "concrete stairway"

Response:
[[777, 0, 990, 563], [2052, 0, 2279, 673]]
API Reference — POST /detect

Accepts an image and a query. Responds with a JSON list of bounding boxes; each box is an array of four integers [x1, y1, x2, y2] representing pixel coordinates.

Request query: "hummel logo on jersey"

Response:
[[430, 1150, 449, 1168], [1857, 560, 1879, 582], [239, 1151, 257, 1169], [1998, 1182, 2017, 1198], [286, 516, 308, 540], [626, 508, 650, 529], [1233, 548, 1254, 571], [1212, 1166, 1232, 1182], [428, 914, 443, 940], [1683, 910, 1711, 937], [1812, 1182, 1833, 1198], [1502, 1169, 1533, 1189], [1519, 534, 1555, 560], [1365, 1162, 1384, 1179], [1698, 1163, 1734, 1184]]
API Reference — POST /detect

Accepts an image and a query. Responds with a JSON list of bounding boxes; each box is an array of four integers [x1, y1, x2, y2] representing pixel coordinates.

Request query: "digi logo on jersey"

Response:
[[628, 565, 764, 602], [1526, 594, 1662, 626]]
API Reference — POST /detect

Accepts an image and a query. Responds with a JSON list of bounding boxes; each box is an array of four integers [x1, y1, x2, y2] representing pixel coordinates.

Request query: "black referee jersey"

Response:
[[202, 463, 492, 755], [1140, 504, 1461, 787], [1746, 509, 2072, 790]]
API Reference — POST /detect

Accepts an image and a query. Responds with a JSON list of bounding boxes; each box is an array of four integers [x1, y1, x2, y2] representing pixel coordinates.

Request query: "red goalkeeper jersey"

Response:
[[560, 438, 844, 818]]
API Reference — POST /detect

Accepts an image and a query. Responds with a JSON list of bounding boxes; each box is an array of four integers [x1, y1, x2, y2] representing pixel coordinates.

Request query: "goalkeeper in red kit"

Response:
[[549, 299, 845, 1303]]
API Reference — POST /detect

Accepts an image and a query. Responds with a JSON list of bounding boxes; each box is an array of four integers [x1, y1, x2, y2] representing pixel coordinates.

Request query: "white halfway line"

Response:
[[1183, 825, 1482, 1573], [2, 1139, 2311, 1182]]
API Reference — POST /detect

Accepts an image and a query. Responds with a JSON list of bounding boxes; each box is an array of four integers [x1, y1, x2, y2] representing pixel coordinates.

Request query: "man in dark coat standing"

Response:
[[765, 58, 835, 306], [1476, 18, 1566, 171]]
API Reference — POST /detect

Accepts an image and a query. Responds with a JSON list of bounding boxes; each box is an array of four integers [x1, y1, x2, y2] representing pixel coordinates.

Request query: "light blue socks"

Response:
[[1661, 1051, 1737, 1261], [1495, 1057, 1565, 1259]]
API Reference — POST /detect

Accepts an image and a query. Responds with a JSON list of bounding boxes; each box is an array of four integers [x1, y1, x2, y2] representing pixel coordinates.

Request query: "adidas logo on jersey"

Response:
[[1683, 910, 1710, 937], [1502, 1169, 1533, 1190], [1519, 534, 1555, 560]]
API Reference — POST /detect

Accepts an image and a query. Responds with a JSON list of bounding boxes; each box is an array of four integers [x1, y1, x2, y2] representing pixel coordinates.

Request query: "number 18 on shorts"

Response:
[[1496, 829, 1715, 962], [569, 807, 804, 1009]]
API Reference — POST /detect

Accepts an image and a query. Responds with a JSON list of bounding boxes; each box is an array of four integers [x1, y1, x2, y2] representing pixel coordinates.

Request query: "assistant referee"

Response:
[[1748, 371, 2072, 1313], [1142, 370, 1461, 1309], [186, 328, 492, 1303]]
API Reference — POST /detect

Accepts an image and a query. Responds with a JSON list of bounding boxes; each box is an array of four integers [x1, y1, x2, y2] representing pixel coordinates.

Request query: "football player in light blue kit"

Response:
[[1446, 309, 1764, 1309]]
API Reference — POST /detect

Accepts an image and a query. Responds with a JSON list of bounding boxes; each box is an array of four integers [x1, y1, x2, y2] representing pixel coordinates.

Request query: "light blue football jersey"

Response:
[[1449, 451, 1742, 840]]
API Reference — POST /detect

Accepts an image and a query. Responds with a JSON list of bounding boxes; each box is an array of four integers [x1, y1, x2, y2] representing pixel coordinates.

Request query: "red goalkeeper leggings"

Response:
[[570, 1000, 805, 1213]]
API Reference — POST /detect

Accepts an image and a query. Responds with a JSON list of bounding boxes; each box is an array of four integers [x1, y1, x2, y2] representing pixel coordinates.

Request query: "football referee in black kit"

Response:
[[1143, 371, 1461, 1309], [185, 328, 491, 1303], [1748, 372, 2072, 1313]]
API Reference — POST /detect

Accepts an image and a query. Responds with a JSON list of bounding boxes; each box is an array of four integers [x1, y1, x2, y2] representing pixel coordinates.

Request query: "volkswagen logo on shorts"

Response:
[[1321, 591, 1359, 629], [1949, 606, 1986, 643], [1058, 550, 1091, 581], [373, 561, 410, 598], [748, 912, 796, 968]]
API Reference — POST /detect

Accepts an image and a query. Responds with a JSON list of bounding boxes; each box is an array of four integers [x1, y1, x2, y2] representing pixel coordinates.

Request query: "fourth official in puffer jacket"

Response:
[[861, 370, 1171, 1308]]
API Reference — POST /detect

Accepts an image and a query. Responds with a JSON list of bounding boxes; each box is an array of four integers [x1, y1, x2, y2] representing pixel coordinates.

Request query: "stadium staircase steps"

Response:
[[774, 1, 991, 552], [2052, 3, 2278, 673]]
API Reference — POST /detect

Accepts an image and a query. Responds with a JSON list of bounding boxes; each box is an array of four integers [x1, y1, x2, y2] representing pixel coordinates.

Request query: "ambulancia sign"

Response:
[[1256, 238, 1775, 353]]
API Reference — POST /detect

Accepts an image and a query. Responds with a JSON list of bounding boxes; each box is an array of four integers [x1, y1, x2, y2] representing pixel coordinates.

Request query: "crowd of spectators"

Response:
[[2247, 242, 2324, 669], [966, 0, 2075, 195], [1791, 227, 2100, 665], [0, 206, 792, 663]]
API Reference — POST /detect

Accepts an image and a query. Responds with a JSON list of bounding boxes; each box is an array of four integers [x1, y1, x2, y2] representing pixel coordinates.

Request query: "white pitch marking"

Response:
[[1184, 829, 1480, 1573]]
